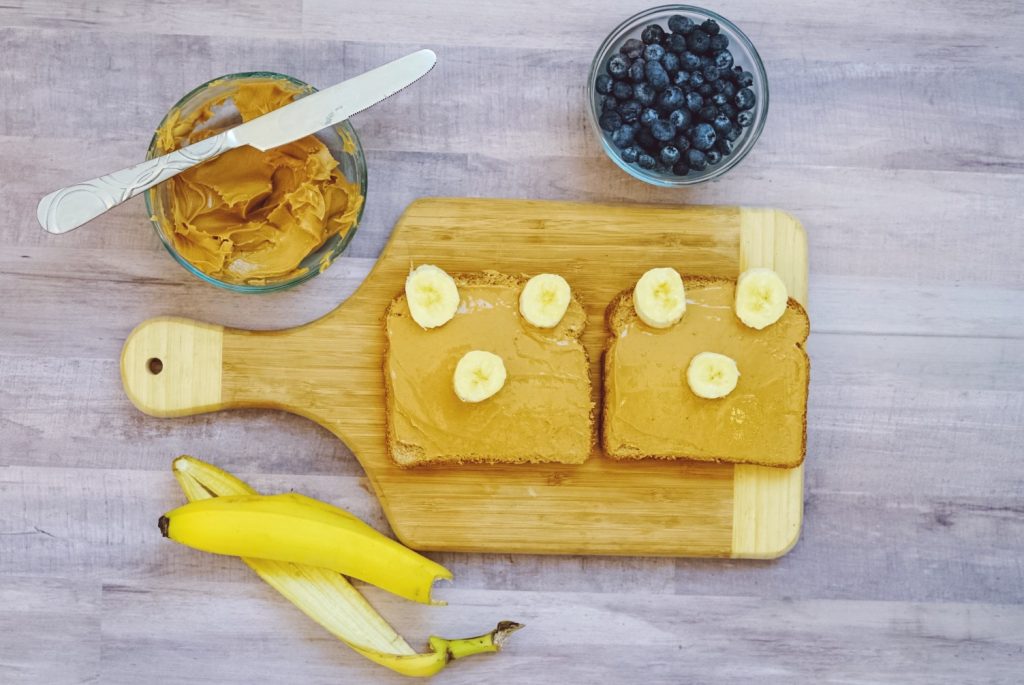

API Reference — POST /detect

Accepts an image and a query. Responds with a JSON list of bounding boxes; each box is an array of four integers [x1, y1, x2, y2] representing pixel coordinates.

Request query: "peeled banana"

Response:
[[452, 350, 507, 402], [519, 273, 572, 328], [170, 456, 522, 677], [735, 267, 788, 329], [633, 267, 687, 328], [686, 351, 740, 399], [405, 264, 460, 329]]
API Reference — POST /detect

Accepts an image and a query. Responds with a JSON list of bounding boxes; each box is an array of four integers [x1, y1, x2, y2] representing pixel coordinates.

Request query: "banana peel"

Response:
[[171, 455, 522, 677]]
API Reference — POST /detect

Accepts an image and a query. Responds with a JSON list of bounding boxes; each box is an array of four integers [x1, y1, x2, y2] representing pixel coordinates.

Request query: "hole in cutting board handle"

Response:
[[147, 357, 163, 375]]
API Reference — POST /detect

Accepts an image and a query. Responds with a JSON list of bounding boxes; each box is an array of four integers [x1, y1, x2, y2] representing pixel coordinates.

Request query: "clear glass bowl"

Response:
[[587, 5, 769, 187], [145, 72, 368, 293]]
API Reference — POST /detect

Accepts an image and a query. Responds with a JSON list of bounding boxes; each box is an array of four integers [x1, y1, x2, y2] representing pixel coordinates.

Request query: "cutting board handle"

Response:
[[121, 317, 225, 418]]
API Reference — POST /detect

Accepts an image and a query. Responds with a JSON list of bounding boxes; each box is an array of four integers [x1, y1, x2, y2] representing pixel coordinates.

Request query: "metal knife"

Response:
[[37, 49, 436, 234]]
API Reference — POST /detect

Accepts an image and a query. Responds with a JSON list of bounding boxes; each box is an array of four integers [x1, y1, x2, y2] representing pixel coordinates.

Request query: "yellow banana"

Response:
[[170, 456, 522, 677], [160, 491, 449, 604]]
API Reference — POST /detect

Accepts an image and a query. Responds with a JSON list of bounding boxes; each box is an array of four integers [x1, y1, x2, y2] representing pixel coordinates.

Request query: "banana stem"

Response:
[[432, 621, 525, 662]]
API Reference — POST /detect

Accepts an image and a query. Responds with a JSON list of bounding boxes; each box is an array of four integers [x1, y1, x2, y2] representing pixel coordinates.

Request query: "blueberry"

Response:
[[709, 34, 729, 51], [719, 102, 738, 119], [643, 43, 665, 62], [599, 110, 623, 132], [712, 93, 728, 106], [698, 105, 718, 122], [685, 91, 703, 111], [607, 54, 628, 78], [721, 80, 737, 98], [736, 109, 754, 127], [672, 160, 691, 176], [673, 70, 690, 86], [698, 83, 713, 97], [637, 152, 657, 169], [668, 14, 694, 33], [644, 61, 670, 90], [680, 51, 702, 70], [619, 100, 643, 123], [668, 108, 691, 129], [660, 145, 681, 165], [650, 119, 677, 142], [662, 51, 680, 73], [701, 18, 720, 36], [667, 32, 688, 53], [640, 107, 659, 127], [601, 96, 618, 113], [712, 113, 733, 134], [689, 71, 705, 88], [611, 124, 637, 148], [735, 70, 754, 88], [673, 132, 691, 151], [713, 49, 734, 71], [657, 86, 685, 111], [717, 138, 735, 155], [687, 148, 708, 170], [612, 80, 633, 100], [703, 64, 721, 82], [641, 24, 665, 45], [633, 82, 656, 106], [686, 29, 711, 55], [725, 125, 742, 141], [620, 38, 645, 59], [620, 145, 640, 163], [627, 59, 646, 83], [706, 149, 722, 165], [595, 74, 613, 95], [691, 122, 717, 150], [735, 88, 756, 111], [635, 128, 659, 152]]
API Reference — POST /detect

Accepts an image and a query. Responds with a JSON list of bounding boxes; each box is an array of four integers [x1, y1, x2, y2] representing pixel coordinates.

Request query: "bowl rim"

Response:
[[587, 4, 769, 187], [144, 71, 368, 293]]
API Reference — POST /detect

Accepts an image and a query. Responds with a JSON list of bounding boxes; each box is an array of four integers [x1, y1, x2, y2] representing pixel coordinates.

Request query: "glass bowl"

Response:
[[145, 72, 368, 293], [587, 5, 769, 187]]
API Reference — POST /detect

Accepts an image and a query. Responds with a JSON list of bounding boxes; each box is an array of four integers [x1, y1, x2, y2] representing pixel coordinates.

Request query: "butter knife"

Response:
[[37, 49, 436, 234]]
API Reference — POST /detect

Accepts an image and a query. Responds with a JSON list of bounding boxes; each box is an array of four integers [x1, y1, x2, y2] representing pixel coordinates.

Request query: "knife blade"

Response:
[[37, 49, 436, 234]]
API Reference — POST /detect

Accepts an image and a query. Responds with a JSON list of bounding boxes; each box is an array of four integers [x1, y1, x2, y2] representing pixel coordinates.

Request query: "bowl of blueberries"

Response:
[[589, 5, 768, 185]]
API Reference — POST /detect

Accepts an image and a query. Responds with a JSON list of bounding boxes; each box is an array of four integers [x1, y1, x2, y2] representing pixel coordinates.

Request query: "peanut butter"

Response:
[[153, 80, 363, 284], [604, 279, 809, 467], [385, 280, 593, 464]]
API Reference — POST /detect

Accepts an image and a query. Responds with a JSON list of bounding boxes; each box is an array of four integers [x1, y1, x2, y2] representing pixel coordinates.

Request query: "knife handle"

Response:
[[36, 131, 240, 235]]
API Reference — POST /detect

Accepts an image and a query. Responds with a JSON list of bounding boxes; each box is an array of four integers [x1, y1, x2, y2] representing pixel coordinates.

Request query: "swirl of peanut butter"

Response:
[[153, 80, 363, 284]]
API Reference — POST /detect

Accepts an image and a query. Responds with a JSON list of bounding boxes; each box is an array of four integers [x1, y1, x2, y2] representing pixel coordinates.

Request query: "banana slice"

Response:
[[405, 264, 460, 329], [686, 352, 740, 399], [453, 350, 507, 403], [633, 267, 687, 328], [735, 268, 788, 330], [519, 274, 572, 328]]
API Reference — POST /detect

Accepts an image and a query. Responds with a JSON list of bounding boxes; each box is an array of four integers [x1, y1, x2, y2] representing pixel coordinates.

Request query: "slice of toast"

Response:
[[385, 271, 594, 466], [603, 275, 809, 468]]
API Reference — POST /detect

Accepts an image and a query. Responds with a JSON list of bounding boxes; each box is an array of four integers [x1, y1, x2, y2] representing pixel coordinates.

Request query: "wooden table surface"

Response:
[[2, 1, 1022, 682]]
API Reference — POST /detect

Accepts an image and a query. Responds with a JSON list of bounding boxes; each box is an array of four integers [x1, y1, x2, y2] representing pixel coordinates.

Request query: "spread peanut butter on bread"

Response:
[[602, 274, 809, 468], [385, 270, 594, 466]]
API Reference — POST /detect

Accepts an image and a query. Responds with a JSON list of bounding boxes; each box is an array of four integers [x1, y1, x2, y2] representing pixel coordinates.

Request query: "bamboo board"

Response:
[[122, 198, 807, 558]]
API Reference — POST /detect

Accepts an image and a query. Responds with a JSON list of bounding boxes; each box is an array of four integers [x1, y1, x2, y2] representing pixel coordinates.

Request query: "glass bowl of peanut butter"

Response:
[[145, 72, 367, 292]]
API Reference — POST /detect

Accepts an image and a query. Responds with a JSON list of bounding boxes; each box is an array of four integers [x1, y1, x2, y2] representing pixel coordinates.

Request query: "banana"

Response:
[[519, 273, 572, 328], [686, 351, 740, 399], [632, 267, 687, 328], [160, 492, 451, 604], [171, 456, 522, 677], [452, 350, 506, 402], [405, 264, 460, 329], [735, 267, 788, 329]]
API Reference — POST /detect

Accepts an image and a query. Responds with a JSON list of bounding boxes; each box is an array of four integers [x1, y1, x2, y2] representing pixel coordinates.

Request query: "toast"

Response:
[[602, 275, 809, 468], [385, 271, 594, 466]]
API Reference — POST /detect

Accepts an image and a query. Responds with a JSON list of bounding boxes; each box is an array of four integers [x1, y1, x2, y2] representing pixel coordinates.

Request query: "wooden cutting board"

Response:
[[122, 198, 807, 559]]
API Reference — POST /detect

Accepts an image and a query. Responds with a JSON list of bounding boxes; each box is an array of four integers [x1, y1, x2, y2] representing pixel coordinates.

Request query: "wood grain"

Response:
[[2, 0, 1023, 682], [120, 199, 805, 559]]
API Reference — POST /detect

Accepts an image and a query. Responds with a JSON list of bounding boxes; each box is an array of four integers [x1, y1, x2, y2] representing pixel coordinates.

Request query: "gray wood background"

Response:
[[2, 1, 1022, 683]]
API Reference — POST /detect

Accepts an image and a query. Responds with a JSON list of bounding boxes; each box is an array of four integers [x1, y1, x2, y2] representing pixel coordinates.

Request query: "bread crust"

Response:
[[602, 276, 810, 469]]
